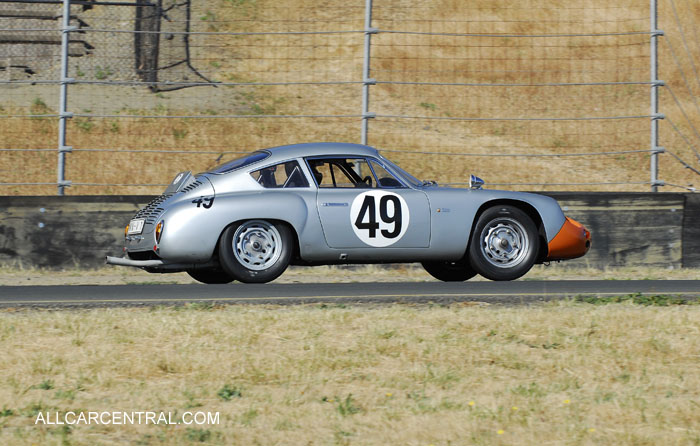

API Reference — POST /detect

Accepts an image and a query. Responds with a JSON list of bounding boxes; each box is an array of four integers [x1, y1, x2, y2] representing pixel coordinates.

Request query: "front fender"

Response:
[[157, 191, 309, 262], [471, 191, 567, 243], [426, 188, 567, 259]]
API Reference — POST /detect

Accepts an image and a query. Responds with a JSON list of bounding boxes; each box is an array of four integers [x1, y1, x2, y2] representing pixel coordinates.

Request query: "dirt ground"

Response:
[[1, 264, 697, 286]]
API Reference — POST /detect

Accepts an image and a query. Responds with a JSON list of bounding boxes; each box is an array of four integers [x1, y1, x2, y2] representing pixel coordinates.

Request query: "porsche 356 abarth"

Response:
[[106, 143, 591, 284]]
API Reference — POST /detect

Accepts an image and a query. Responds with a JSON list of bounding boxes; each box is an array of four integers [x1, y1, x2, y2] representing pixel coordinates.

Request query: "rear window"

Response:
[[208, 151, 270, 174], [250, 161, 310, 188]]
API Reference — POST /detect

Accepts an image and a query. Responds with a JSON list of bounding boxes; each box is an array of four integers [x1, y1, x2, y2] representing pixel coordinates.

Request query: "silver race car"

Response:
[[106, 143, 591, 283]]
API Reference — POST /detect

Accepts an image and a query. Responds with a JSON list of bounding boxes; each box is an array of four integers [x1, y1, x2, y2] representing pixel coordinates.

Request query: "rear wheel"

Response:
[[422, 259, 477, 282], [187, 269, 234, 284], [468, 205, 539, 281], [219, 220, 293, 284]]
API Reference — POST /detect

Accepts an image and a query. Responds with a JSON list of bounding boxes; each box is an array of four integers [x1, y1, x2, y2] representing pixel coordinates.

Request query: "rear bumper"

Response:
[[106, 256, 164, 268], [105, 256, 217, 272], [545, 217, 591, 261]]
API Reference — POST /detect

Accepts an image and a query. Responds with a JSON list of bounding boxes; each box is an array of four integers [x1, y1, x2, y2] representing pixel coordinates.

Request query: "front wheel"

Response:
[[422, 259, 477, 282], [218, 220, 293, 284], [468, 205, 539, 281]]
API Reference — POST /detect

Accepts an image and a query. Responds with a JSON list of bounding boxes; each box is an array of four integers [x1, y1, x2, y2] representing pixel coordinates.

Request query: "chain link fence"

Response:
[[1, 0, 699, 195]]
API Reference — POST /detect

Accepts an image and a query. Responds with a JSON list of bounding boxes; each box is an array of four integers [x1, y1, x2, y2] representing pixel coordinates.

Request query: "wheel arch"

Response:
[[469, 199, 549, 264]]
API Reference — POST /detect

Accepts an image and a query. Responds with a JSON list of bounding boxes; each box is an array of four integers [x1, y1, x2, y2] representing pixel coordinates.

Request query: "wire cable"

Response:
[[77, 28, 366, 36], [379, 149, 649, 157], [665, 148, 700, 176], [71, 80, 362, 87], [663, 37, 700, 124], [663, 182, 697, 191], [0, 182, 59, 186], [375, 114, 653, 122], [379, 30, 652, 38], [375, 81, 654, 87], [665, 116, 700, 163], [663, 85, 700, 156], [669, 0, 700, 91], [71, 183, 170, 187], [69, 113, 363, 119], [443, 181, 651, 187]]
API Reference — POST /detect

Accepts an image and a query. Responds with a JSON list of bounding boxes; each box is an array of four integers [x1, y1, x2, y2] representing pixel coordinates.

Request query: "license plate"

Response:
[[127, 218, 145, 235]]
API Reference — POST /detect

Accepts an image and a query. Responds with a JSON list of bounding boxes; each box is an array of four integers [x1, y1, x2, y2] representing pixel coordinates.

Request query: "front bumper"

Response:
[[545, 217, 591, 261]]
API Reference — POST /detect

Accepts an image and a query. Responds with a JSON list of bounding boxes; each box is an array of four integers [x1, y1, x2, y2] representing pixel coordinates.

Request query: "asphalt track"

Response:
[[0, 280, 699, 308]]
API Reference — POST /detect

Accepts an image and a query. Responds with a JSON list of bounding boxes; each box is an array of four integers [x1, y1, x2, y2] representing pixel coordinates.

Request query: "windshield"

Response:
[[378, 154, 423, 187], [208, 151, 270, 174]]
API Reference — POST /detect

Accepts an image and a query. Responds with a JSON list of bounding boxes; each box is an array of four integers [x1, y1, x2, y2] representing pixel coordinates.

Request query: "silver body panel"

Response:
[[114, 143, 567, 269]]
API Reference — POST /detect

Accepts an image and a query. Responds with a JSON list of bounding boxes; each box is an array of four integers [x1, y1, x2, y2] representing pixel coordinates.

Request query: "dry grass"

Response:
[[2, 0, 700, 195], [0, 302, 699, 445]]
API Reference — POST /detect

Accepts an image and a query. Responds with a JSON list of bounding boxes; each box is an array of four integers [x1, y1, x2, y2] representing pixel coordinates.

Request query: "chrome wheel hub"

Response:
[[480, 217, 529, 268], [232, 220, 282, 271]]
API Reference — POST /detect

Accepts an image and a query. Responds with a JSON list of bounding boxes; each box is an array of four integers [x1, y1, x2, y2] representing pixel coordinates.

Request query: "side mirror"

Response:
[[469, 174, 484, 190]]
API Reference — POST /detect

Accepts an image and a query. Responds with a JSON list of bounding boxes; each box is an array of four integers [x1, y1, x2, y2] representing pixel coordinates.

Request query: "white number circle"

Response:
[[350, 190, 410, 247]]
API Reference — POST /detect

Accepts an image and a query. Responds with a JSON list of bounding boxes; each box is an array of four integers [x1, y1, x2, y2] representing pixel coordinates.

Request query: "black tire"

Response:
[[468, 205, 539, 281], [218, 220, 293, 284], [187, 269, 234, 284], [422, 259, 477, 282]]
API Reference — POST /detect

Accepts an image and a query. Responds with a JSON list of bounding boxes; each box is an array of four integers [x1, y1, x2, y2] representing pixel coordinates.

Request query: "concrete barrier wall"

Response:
[[544, 193, 690, 268], [0, 193, 697, 270], [0, 196, 150, 269]]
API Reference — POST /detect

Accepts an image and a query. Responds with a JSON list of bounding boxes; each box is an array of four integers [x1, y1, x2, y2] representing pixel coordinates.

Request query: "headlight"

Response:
[[125, 224, 129, 238], [155, 220, 164, 243]]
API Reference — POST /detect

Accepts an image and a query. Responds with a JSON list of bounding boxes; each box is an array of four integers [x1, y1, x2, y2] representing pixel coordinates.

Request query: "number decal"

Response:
[[350, 191, 410, 247], [379, 195, 402, 239], [354, 195, 379, 238], [192, 197, 215, 209]]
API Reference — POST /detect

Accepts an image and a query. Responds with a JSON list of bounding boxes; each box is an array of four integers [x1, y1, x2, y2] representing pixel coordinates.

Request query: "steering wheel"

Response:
[[362, 175, 373, 187]]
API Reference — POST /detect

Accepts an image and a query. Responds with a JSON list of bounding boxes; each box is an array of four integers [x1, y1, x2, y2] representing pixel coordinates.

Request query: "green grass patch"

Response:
[[575, 293, 698, 306]]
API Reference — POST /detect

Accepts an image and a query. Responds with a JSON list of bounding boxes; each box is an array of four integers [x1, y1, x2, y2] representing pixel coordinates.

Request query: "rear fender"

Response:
[[156, 192, 309, 262]]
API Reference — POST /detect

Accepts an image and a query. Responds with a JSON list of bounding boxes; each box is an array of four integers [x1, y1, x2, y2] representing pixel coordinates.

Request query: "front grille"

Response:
[[133, 193, 173, 224], [180, 180, 202, 193]]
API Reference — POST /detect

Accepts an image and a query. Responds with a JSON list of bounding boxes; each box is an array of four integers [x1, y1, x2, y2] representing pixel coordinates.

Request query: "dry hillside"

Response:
[[1, 0, 699, 194]]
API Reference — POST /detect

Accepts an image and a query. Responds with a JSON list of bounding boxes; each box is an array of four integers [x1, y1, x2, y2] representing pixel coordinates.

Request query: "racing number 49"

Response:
[[192, 197, 215, 209], [354, 195, 402, 238]]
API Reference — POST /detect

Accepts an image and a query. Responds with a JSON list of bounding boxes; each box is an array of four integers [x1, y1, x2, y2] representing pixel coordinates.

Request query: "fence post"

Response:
[[650, 0, 664, 192], [57, 0, 74, 195], [361, 0, 376, 145]]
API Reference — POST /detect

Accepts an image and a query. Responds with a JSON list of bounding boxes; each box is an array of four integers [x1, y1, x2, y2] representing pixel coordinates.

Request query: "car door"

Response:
[[308, 156, 431, 249]]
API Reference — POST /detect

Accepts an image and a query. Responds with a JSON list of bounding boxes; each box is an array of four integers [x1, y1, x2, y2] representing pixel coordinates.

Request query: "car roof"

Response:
[[262, 142, 380, 164]]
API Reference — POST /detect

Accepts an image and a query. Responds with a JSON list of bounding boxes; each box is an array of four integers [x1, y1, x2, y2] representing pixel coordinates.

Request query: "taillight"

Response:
[[155, 220, 164, 243]]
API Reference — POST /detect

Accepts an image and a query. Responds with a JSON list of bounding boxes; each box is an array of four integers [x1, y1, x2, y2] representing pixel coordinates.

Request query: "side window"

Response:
[[250, 160, 310, 188], [307, 158, 374, 188], [369, 160, 404, 188]]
